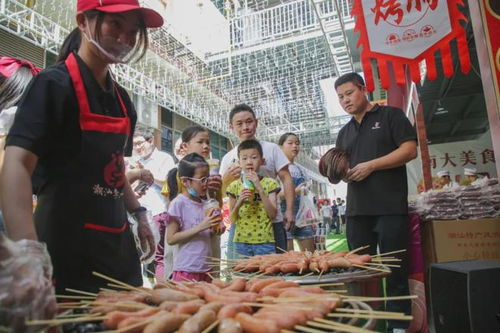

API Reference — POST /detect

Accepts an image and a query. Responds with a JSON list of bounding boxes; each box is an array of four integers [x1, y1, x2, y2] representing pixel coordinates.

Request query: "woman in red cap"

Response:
[[1, 0, 164, 293]]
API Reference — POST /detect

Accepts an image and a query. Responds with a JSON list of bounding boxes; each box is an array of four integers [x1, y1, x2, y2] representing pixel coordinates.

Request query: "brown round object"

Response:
[[319, 148, 350, 184]]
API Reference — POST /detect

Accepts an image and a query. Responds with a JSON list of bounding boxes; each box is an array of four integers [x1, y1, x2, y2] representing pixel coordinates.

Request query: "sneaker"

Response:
[[392, 329, 406, 333]]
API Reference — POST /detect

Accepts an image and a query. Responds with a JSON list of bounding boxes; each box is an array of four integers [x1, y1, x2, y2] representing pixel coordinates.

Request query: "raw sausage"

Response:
[[223, 278, 247, 292], [158, 300, 178, 311], [217, 303, 253, 319], [174, 299, 206, 315], [143, 313, 190, 333], [178, 309, 216, 333], [217, 318, 243, 333], [199, 301, 224, 314], [248, 277, 284, 293], [234, 313, 280, 333], [149, 288, 199, 304]]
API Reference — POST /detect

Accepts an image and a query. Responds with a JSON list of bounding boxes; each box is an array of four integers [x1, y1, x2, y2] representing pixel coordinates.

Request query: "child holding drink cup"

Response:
[[166, 153, 223, 282], [226, 140, 279, 257]]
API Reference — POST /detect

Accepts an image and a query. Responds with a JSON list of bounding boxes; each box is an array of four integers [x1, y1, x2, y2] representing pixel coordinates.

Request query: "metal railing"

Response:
[[230, 0, 353, 49]]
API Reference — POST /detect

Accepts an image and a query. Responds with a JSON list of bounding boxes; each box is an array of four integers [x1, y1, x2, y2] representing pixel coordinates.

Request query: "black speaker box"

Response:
[[430, 260, 500, 333]]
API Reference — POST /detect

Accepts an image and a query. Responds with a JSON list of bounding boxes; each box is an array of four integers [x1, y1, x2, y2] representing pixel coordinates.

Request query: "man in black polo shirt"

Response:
[[335, 73, 417, 332]]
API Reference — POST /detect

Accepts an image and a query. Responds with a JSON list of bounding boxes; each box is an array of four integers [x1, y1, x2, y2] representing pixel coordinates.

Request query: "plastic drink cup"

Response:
[[207, 158, 220, 176], [204, 198, 223, 233], [241, 171, 255, 201]]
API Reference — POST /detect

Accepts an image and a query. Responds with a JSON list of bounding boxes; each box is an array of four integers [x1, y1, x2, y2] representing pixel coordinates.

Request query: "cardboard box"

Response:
[[422, 218, 500, 267]]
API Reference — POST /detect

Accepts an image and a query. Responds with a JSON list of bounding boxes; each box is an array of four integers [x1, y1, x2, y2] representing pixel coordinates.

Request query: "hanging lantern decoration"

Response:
[[351, 0, 471, 91]]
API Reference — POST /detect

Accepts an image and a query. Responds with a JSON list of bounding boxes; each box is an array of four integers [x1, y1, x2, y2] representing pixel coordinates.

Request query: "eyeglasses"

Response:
[[183, 176, 209, 184]]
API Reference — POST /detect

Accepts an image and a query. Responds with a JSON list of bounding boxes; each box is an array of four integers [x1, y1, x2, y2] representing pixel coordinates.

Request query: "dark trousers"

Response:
[[332, 216, 341, 234], [272, 222, 288, 253], [346, 215, 411, 330]]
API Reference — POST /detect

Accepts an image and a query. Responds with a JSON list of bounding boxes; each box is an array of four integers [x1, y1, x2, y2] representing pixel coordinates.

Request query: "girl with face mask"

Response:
[[161, 125, 223, 279], [166, 153, 223, 282], [1, 0, 164, 293]]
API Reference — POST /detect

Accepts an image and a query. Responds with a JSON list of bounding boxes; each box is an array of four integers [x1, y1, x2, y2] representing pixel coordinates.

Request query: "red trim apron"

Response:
[[34, 53, 141, 293]]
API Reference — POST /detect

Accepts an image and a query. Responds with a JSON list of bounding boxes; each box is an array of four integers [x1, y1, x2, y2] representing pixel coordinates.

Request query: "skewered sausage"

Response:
[[204, 290, 242, 303], [143, 313, 190, 333], [260, 281, 299, 293], [234, 313, 280, 333], [218, 318, 243, 333], [103, 307, 160, 329], [148, 288, 199, 304], [248, 277, 284, 293], [199, 301, 224, 314], [219, 290, 258, 302], [253, 311, 301, 330], [223, 278, 246, 292], [280, 262, 301, 274], [217, 303, 253, 319], [158, 300, 178, 311], [174, 299, 206, 315], [178, 309, 217, 333], [116, 309, 165, 333], [211, 278, 229, 289]]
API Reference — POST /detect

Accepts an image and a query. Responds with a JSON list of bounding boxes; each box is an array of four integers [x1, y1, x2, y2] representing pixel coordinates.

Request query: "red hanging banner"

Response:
[[352, 0, 471, 91]]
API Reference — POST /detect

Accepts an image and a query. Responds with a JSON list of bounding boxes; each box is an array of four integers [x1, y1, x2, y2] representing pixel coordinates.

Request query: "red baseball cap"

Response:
[[77, 0, 164, 28]]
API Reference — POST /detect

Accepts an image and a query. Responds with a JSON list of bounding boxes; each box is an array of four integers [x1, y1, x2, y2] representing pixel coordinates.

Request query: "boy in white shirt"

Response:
[[220, 104, 295, 253]]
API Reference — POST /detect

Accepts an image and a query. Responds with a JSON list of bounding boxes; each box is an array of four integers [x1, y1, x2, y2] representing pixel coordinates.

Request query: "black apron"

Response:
[[35, 53, 141, 293]]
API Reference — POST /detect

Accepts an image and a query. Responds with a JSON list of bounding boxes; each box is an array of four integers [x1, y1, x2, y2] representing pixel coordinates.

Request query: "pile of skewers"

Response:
[[318, 148, 350, 184], [213, 248, 403, 279], [28, 271, 415, 333]]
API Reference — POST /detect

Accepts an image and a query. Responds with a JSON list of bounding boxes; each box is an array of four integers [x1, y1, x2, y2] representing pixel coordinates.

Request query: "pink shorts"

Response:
[[172, 271, 212, 283]]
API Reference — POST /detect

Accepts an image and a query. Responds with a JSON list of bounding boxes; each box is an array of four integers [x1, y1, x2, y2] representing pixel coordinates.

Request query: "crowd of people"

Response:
[[0, 1, 419, 332]]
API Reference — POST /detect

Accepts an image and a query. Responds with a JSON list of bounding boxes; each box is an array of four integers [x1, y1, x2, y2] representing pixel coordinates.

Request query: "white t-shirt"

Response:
[[321, 205, 332, 218], [136, 148, 176, 216], [220, 140, 290, 223], [338, 205, 346, 215], [0, 106, 17, 136]]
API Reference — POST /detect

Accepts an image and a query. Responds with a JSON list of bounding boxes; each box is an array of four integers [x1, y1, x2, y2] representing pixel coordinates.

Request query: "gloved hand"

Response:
[[0, 235, 56, 332]]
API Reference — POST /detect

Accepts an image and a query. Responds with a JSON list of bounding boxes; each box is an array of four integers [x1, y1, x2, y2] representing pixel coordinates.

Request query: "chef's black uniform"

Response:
[[7, 52, 141, 293]]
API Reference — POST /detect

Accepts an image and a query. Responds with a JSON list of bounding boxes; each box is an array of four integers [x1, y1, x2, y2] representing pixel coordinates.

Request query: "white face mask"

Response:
[[83, 25, 135, 64]]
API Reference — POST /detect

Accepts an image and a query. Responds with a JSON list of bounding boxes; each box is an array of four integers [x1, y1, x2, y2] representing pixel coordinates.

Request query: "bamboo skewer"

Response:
[[313, 318, 378, 333], [242, 302, 314, 310], [206, 272, 216, 281], [371, 258, 401, 262], [374, 249, 407, 257], [92, 271, 151, 295], [55, 295, 96, 300], [343, 295, 418, 302], [89, 301, 151, 309], [201, 319, 220, 333], [26, 315, 106, 326], [258, 295, 342, 303], [276, 246, 287, 253], [336, 308, 406, 316], [346, 245, 370, 256], [55, 312, 102, 319], [307, 320, 370, 333], [351, 264, 390, 273], [281, 330, 297, 333], [305, 282, 344, 287], [294, 324, 327, 333], [65, 288, 98, 297], [328, 312, 413, 320], [364, 262, 400, 268], [116, 316, 156, 333]]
